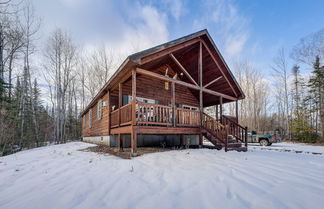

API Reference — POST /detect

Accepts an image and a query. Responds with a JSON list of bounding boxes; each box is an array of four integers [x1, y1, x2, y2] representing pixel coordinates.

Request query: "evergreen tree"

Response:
[[307, 56, 324, 139]]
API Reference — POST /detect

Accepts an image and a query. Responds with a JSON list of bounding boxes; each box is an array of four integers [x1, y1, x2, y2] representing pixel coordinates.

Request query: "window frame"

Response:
[[83, 115, 86, 128], [97, 100, 102, 120], [89, 109, 92, 128]]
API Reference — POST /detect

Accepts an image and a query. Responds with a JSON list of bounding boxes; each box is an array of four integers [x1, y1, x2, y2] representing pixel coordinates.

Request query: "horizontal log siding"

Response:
[[82, 91, 109, 137], [123, 74, 199, 107], [82, 66, 200, 137]]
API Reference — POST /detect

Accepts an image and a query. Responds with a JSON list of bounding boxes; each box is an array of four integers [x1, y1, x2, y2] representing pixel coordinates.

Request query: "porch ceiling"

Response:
[[137, 38, 242, 106]]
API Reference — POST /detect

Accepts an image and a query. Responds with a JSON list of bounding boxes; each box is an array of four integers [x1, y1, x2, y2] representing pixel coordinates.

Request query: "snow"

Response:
[[250, 142, 324, 154], [1, 142, 324, 209]]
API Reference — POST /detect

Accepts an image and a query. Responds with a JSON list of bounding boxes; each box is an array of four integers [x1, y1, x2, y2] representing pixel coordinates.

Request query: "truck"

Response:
[[247, 130, 280, 146]]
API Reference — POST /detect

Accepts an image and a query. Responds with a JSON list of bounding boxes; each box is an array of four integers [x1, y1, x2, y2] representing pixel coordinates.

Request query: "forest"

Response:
[[0, 0, 323, 156]]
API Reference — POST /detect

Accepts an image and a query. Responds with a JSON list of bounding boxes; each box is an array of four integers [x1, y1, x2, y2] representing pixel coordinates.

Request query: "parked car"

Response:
[[247, 130, 280, 146]]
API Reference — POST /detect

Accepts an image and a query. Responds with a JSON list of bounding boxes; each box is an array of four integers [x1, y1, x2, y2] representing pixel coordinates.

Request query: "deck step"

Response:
[[227, 143, 242, 148], [201, 123, 248, 152], [228, 147, 248, 152]]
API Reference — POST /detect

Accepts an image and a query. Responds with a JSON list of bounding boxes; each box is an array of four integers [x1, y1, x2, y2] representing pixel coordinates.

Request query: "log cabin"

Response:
[[81, 29, 248, 155]]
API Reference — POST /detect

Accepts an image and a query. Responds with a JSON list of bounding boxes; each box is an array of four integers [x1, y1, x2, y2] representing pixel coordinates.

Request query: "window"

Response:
[[122, 95, 129, 105], [182, 105, 199, 111], [137, 97, 156, 104], [97, 100, 102, 120], [89, 109, 92, 128]]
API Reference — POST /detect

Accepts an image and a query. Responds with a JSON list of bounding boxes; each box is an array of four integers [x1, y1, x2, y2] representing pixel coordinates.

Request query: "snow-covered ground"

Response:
[[250, 142, 324, 154], [0, 142, 324, 209]]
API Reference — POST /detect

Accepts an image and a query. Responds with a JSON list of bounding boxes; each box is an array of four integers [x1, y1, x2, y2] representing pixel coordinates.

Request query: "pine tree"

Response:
[[290, 65, 314, 141], [308, 56, 324, 140], [32, 78, 41, 146]]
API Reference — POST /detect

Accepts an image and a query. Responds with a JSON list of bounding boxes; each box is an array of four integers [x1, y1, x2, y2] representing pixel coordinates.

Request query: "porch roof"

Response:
[[81, 29, 245, 116]]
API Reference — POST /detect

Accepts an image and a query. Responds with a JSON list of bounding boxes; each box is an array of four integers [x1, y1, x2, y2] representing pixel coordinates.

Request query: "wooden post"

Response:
[[245, 126, 248, 148], [235, 100, 239, 137], [225, 125, 229, 152], [180, 134, 184, 148], [132, 69, 136, 125], [220, 96, 223, 123], [235, 100, 238, 122], [117, 134, 121, 151], [107, 90, 111, 135], [199, 134, 203, 148], [118, 83, 122, 126], [198, 41, 204, 148], [215, 105, 218, 121], [199, 41, 203, 127], [120, 134, 123, 151], [171, 82, 176, 127], [131, 127, 137, 155]]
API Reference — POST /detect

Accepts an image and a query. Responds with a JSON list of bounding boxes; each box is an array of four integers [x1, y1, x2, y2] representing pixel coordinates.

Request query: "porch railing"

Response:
[[110, 103, 133, 127], [120, 103, 132, 125], [176, 108, 200, 127], [110, 102, 201, 128], [202, 113, 227, 143], [136, 102, 173, 126], [221, 115, 248, 147], [110, 109, 119, 128]]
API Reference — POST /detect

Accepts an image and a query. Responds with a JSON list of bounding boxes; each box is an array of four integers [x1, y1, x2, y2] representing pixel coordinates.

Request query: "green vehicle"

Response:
[[247, 130, 280, 146]]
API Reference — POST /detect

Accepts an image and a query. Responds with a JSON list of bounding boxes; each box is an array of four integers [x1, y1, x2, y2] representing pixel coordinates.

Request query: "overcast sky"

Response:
[[31, 0, 324, 76]]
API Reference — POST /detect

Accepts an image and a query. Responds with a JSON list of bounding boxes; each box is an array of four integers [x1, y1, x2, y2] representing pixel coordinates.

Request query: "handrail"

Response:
[[222, 115, 245, 129], [203, 113, 224, 128], [120, 103, 132, 110], [221, 115, 248, 146], [202, 113, 228, 150], [111, 109, 119, 114]]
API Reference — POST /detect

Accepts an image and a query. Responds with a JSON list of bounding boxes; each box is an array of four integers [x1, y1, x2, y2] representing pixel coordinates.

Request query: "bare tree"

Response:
[[271, 48, 291, 139], [43, 28, 78, 143], [233, 61, 269, 132], [82, 45, 114, 99], [291, 29, 324, 66], [19, 1, 40, 143]]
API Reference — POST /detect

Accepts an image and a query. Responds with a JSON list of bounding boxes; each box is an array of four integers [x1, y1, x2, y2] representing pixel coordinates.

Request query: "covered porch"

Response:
[[103, 36, 245, 154]]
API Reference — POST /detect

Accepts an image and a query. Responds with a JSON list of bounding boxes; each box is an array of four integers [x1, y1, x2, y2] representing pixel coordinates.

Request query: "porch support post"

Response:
[[180, 134, 184, 148], [171, 82, 176, 127], [118, 83, 122, 126], [220, 96, 223, 123], [120, 134, 123, 151], [215, 104, 218, 121], [235, 100, 239, 139], [107, 90, 111, 135], [199, 41, 203, 148], [235, 100, 238, 122], [117, 134, 121, 151], [131, 127, 137, 155], [132, 69, 137, 125]]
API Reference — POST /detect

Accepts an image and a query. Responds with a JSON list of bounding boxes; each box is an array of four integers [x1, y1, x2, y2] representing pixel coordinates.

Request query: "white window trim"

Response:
[[182, 105, 199, 111], [97, 100, 102, 120], [89, 109, 92, 128]]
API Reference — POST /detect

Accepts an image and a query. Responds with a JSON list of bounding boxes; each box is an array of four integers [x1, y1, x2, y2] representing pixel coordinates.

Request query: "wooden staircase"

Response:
[[202, 113, 248, 152]]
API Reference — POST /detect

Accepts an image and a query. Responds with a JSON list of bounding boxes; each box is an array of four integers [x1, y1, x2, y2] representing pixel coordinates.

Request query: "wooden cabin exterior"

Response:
[[81, 29, 248, 155]]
